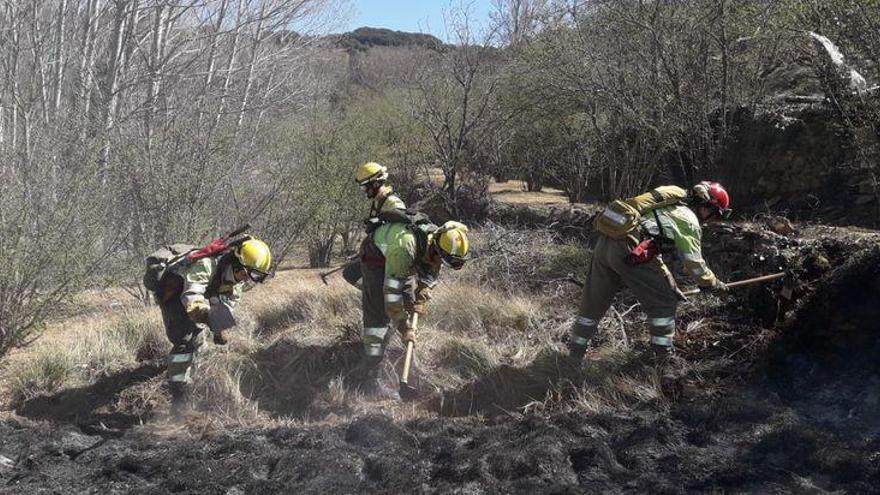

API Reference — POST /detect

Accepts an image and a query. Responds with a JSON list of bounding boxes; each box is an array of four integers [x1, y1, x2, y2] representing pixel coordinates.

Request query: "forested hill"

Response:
[[336, 27, 444, 51]]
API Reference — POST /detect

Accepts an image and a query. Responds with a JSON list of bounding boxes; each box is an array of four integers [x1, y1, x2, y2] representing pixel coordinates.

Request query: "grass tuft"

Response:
[[9, 349, 78, 404], [434, 338, 498, 381]]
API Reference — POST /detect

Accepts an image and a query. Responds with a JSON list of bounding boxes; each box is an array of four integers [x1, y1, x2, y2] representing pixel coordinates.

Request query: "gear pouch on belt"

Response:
[[593, 200, 640, 239], [208, 297, 236, 332], [361, 238, 386, 268], [625, 239, 660, 266]]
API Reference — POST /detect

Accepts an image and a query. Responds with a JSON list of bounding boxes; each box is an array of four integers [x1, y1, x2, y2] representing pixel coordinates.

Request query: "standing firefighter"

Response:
[[342, 161, 408, 289], [357, 218, 470, 393], [356, 161, 407, 230], [144, 234, 272, 415], [568, 181, 731, 362]]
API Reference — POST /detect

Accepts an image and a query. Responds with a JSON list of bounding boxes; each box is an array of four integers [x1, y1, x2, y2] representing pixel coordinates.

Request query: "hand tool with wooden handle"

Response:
[[399, 313, 419, 400], [681, 272, 787, 296]]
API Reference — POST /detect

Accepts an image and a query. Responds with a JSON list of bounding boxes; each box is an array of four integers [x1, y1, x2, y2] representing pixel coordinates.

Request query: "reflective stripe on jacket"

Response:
[[639, 205, 717, 287]]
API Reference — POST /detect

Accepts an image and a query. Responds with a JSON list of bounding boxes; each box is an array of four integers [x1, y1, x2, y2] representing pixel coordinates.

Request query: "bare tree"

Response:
[[410, 9, 511, 216]]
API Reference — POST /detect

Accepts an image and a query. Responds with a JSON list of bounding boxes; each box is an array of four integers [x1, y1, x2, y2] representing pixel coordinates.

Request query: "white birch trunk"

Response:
[[52, 0, 69, 121], [235, 1, 267, 138], [100, 0, 129, 169], [196, 0, 229, 129], [210, 0, 245, 140]]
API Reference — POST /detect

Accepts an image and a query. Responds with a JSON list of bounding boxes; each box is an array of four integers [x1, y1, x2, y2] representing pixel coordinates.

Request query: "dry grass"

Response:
[[426, 283, 543, 338], [0, 237, 702, 430], [3, 310, 166, 404], [488, 180, 568, 206]]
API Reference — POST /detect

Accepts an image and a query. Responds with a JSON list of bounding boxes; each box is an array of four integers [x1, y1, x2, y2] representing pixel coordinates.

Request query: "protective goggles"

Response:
[[438, 249, 467, 270], [234, 259, 269, 283], [245, 267, 270, 283], [715, 207, 733, 220]]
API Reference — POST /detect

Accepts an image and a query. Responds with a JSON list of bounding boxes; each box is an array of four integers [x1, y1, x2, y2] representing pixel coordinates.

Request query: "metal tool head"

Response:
[[399, 380, 420, 401]]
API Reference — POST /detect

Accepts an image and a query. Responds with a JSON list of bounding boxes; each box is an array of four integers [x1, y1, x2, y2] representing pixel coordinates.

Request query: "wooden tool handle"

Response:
[[399, 313, 419, 385], [682, 272, 786, 296], [400, 341, 415, 385]]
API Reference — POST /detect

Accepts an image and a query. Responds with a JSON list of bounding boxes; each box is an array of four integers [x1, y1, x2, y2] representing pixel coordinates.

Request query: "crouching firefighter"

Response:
[[143, 233, 272, 415], [568, 181, 731, 362], [350, 217, 470, 394]]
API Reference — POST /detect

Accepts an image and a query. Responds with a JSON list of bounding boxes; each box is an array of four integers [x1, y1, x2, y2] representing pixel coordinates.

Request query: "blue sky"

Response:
[[347, 0, 495, 40]]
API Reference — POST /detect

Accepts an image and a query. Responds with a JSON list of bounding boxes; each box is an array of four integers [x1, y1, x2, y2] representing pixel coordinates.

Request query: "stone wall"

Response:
[[717, 105, 878, 226]]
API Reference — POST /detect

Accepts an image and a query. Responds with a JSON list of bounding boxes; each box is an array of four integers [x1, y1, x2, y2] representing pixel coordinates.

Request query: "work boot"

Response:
[[169, 382, 191, 418], [358, 361, 400, 400], [567, 341, 587, 364], [644, 344, 675, 365]]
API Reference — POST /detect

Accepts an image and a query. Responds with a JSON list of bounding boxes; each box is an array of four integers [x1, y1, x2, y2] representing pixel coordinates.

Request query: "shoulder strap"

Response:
[[652, 208, 667, 241], [369, 197, 384, 218], [205, 254, 233, 297]]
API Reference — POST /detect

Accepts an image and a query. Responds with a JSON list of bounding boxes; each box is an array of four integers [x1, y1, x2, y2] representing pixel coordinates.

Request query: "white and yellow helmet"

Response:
[[434, 221, 469, 270], [355, 162, 389, 186], [234, 237, 272, 282]]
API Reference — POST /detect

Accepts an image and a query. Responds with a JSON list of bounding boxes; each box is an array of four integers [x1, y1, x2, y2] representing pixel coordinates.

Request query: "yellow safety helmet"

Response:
[[235, 237, 272, 282], [355, 162, 389, 186], [434, 221, 469, 270]]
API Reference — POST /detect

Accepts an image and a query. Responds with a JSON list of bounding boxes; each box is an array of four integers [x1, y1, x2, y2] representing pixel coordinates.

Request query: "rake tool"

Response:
[[399, 312, 420, 401], [319, 255, 358, 285]]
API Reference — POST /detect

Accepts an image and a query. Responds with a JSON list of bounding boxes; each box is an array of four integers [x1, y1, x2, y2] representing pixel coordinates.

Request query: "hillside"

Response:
[[336, 27, 444, 51]]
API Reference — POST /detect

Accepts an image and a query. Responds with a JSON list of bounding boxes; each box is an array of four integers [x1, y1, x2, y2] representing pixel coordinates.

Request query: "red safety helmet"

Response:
[[692, 181, 731, 219]]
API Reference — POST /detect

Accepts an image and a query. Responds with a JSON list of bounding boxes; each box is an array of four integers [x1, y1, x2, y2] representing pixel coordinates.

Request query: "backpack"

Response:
[[593, 186, 687, 240], [143, 243, 196, 292], [376, 208, 439, 257], [143, 225, 253, 292]]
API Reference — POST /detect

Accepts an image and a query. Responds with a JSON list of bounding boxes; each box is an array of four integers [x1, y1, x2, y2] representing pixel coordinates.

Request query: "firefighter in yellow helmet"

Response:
[[357, 219, 469, 395], [355, 162, 406, 225], [151, 237, 272, 416], [343, 162, 408, 287]]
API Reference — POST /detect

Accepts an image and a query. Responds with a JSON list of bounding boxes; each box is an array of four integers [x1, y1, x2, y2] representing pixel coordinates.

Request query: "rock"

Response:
[[854, 194, 875, 205], [0, 454, 14, 471], [765, 216, 797, 236]]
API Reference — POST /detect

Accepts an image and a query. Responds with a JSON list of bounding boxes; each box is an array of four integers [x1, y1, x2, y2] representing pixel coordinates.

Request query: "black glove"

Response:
[[364, 217, 381, 234], [213, 329, 230, 345], [705, 280, 729, 293]]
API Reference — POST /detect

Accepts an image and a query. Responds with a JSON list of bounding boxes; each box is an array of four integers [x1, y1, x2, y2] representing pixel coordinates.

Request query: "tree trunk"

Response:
[[196, 0, 229, 129], [99, 0, 129, 171], [209, 0, 244, 143], [235, 1, 267, 139], [52, 0, 68, 121]]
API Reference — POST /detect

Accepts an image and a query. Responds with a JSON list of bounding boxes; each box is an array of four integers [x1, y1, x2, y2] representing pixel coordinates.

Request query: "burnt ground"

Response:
[[2, 223, 880, 493]]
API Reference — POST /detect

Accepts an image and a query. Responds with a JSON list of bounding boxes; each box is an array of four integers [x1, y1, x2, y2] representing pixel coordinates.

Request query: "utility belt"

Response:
[[624, 209, 668, 266]]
